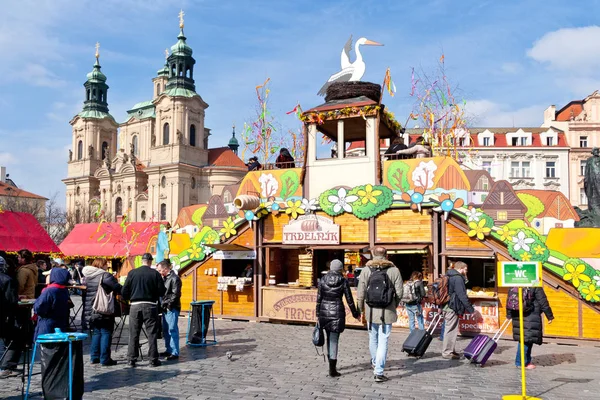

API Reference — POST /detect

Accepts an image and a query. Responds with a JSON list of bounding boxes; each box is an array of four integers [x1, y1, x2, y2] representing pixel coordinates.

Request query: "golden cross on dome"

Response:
[[164, 48, 169, 59], [179, 9, 185, 29], [95, 42, 100, 59]]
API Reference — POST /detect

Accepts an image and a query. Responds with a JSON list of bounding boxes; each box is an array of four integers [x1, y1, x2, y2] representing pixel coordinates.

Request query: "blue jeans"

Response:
[[405, 303, 424, 332], [162, 309, 180, 356], [90, 319, 114, 364], [369, 323, 392, 376], [326, 331, 339, 360], [515, 342, 533, 367]]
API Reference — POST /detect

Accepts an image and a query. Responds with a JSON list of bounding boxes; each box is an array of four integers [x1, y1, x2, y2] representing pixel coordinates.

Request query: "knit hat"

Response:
[[329, 259, 343, 273]]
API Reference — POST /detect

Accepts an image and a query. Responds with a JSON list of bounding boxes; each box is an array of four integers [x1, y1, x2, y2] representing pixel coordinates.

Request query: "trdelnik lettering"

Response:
[[282, 232, 339, 242]]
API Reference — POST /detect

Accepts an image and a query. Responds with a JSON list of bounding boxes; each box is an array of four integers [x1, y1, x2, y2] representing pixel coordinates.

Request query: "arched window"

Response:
[[132, 135, 138, 156], [190, 124, 196, 147], [179, 64, 183, 77], [163, 123, 170, 145], [191, 177, 196, 189], [101, 141, 108, 160], [86, 89, 90, 101], [99, 90, 104, 102], [92, 89, 97, 100], [115, 197, 123, 216], [160, 203, 167, 221], [141, 210, 146, 221], [156, 83, 161, 95], [77, 140, 83, 160], [223, 190, 231, 203], [171, 64, 176, 77], [161, 176, 166, 188], [75, 209, 81, 224]]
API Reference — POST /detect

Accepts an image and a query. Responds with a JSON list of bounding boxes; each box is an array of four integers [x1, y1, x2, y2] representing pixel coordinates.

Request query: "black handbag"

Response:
[[312, 323, 324, 346]]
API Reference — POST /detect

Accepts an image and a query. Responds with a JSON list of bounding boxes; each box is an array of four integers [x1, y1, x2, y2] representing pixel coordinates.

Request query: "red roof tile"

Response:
[[0, 181, 47, 200], [346, 139, 387, 151], [407, 129, 569, 148], [555, 101, 583, 122], [207, 147, 247, 169]]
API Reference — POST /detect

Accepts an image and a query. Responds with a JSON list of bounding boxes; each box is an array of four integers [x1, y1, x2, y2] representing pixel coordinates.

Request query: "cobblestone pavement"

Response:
[[1, 316, 599, 400]]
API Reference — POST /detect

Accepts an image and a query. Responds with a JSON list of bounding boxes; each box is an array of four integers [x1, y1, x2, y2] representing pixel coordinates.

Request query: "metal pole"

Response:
[[518, 287, 526, 399]]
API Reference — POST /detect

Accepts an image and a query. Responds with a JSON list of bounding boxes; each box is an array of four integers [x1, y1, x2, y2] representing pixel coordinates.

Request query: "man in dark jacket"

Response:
[[156, 260, 182, 361], [507, 287, 554, 369], [442, 261, 475, 359], [122, 253, 165, 367]]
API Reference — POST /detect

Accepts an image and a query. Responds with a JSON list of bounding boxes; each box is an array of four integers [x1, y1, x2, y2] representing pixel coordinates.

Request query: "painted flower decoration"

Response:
[[433, 193, 464, 220], [465, 207, 483, 223], [401, 187, 426, 212], [202, 245, 213, 256], [594, 275, 600, 286], [521, 252, 532, 261], [285, 200, 305, 219], [188, 243, 202, 259], [300, 198, 318, 212], [327, 188, 359, 213], [220, 217, 237, 239], [356, 184, 382, 205], [581, 284, 600, 302], [256, 204, 269, 218], [563, 262, 591, 288], [497, 225, 516, 242], [512, 231, 535, 252], [468, 218, 491, 240], [533, 244, 545, 256]]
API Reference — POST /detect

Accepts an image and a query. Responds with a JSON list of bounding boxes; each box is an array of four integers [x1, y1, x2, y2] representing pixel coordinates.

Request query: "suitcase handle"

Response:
[[427, 312, 443, 335], [492, 318, 511, 342]]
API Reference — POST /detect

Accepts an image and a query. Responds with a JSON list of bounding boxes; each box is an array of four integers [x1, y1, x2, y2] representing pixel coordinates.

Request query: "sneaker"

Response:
[[0, 369, 20, 379], [128, 360, 136, 368], [374, 374, 389, 383], [442, 354, 460, 360], [165, 355, 179, 361], [525, 364, 536, 370], [371, 359, 376, 369], [101, 359, 117, 366], [150, 359, 162, 367]]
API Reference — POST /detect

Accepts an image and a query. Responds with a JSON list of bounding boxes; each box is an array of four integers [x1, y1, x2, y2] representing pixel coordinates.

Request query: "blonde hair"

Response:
[[91, 258, 108, 270]]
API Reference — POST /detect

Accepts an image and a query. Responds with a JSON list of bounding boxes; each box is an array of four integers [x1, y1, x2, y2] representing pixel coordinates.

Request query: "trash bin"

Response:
[[186, 300, 217, 347], [26, 329, 87, 400]]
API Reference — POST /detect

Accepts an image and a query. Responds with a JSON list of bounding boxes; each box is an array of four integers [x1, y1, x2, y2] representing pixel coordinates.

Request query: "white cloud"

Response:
[[527, 26, 600, 72], [500, 62, 521, 74], [466, 99, 543, 127], [0, 152, 18, 165]]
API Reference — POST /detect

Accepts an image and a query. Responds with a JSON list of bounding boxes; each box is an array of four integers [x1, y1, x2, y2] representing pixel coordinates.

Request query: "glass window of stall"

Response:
[[448, 258, 497, 297]]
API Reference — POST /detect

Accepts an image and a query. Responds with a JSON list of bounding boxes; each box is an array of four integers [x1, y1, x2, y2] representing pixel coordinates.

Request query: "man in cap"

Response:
[[122, 253, 165, 367]]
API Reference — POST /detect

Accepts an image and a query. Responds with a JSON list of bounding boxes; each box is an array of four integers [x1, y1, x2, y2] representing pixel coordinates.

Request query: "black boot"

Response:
[[328, 359, 341, 377]]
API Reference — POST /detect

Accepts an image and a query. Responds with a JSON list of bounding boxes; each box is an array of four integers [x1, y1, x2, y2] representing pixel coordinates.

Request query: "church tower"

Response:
[[63, 44, 118, 222], [228, 125, 240, 155]]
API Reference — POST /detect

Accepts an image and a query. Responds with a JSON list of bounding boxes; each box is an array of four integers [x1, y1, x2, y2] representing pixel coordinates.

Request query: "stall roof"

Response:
[[209, 243, 252, 251], [0, 210, 60, 253], [60, 222, 161, 257]]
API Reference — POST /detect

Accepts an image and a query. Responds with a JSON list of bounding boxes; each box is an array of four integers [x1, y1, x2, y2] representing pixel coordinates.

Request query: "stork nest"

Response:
[[325, 82, 382, 103]]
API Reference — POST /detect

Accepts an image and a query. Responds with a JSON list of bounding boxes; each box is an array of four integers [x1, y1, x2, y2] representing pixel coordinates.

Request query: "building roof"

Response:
[[126, 100, 156, 121], [207, 147, 246, 169], [163, 87, 198, 98], [77, 110, 116, 122], [60, 222, 162, 257], [481, 180, 527, 212], [0, 211, 60, 253], [346, 139, 388, 151], [0, 181, 47, 200], [516, 190, 579, 221], [555, 101, 584, 122], [404, 128, 568, 148], [462, 169, 495, 189]]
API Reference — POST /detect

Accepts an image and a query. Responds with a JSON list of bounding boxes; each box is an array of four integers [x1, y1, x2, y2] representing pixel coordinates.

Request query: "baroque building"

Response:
[[63, 14, 246, 223]]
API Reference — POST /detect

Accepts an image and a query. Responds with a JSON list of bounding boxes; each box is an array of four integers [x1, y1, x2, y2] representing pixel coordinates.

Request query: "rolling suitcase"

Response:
[[464, 319, 511, 367], [402, 313, 442, 358]]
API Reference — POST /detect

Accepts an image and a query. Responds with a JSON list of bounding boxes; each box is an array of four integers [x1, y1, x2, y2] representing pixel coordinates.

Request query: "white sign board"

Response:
[[212, 250, 256, 260], [282, 215, 340, 245]]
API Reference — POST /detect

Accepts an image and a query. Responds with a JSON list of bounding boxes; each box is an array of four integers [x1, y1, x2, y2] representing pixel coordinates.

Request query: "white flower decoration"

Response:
[[593, 275, 600, 285], [327, 188, 359, 213], [202, 245, 213, 256], [512, 231, 535, 252], [300, 198, 318, 212], [466, 207, 482, 222]]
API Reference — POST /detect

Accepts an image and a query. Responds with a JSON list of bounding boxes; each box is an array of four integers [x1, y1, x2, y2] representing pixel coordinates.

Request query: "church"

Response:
[[63, 13, 246, 224]]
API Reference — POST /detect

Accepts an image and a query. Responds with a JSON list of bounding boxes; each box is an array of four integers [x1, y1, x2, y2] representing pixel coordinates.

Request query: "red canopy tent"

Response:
[[60, 222, 162, 258], [0, 210, 60, 254]]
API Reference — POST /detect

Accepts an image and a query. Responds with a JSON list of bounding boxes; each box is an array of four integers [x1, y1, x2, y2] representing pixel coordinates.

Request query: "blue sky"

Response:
[[2, 0, 600, 206]]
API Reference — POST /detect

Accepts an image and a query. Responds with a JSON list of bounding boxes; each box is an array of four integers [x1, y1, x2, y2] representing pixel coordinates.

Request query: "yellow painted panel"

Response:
[[582, 303, 600, 339], [543, 283, 579, 338], [376, 209, 432, 243], [170, 233, 192, 255], [180, 273, 194, 312], [333, 213, 369, 243], [263, 213, 287, 243], [445, 223, 490, 250]]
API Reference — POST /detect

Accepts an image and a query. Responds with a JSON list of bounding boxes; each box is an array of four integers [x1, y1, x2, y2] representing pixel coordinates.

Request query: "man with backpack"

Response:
[[441, 261, 475, 359], [357, 247, 403, 382]]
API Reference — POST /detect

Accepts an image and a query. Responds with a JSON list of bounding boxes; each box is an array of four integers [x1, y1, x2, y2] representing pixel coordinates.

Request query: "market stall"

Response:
[[0, 210, 62, 262]]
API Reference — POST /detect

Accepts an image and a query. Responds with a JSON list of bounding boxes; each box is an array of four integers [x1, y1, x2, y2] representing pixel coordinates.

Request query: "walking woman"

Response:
[[315, 259, 360, 377], [507, 287, 554, 369], [404, 271, 427, 332], [82, 258, 122, 366]]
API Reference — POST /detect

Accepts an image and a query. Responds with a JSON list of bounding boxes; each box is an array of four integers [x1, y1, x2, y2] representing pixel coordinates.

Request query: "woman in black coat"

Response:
[[507, 287, 554, 369], [315, 259, 359, 377]]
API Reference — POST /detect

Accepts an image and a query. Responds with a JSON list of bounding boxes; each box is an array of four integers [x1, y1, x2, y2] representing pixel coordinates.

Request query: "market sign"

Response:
[[497, 261, 542, 287], [282, 215, 340, 245], [212, 250, 256, 260]]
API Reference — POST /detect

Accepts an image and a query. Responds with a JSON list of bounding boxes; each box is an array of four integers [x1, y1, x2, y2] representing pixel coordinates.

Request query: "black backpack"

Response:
[[365, 267, 396, 309]]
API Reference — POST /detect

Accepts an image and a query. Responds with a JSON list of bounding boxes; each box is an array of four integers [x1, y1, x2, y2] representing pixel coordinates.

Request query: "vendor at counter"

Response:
[[242, 263, 253, 281]]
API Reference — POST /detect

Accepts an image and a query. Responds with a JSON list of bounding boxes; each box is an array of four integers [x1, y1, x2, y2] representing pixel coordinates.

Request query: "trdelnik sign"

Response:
[[282, 215, 340, 245]]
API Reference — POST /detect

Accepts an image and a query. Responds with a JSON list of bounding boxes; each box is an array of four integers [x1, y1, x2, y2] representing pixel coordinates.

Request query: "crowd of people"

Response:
[[0, 250, 183, 379], [315, 246, 555, 381]]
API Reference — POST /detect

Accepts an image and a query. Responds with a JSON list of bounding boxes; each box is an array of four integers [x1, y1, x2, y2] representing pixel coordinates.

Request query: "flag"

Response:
[[383, 68, 396, 97]]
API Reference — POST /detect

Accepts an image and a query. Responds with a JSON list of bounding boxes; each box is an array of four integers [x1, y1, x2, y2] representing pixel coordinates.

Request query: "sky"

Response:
[[2, 0, 600, 206]]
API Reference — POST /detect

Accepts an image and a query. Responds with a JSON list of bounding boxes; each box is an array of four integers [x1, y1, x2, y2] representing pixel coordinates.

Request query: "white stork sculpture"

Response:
[[317, 35, 383, 96]]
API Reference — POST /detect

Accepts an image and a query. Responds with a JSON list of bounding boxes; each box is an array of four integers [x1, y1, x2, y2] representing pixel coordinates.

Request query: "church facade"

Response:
[[63, 16, 245, 224]]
